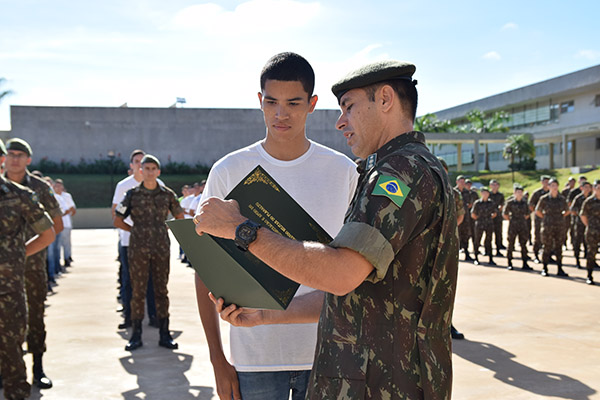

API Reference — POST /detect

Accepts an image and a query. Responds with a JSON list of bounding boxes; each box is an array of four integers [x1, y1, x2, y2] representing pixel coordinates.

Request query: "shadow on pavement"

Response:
[[453, 339, 596, 399], [120, 350, 213, 400]]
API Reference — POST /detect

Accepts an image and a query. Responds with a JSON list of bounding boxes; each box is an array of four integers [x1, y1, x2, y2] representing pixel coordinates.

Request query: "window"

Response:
[[560, 100, 574, 114], [550, 104, 560, 120]]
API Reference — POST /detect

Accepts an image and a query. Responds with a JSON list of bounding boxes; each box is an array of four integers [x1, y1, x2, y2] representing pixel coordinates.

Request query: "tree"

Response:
[[0, 78, 13, 104], [503, 134, 536, 170], [464, 109, 509, 171], [415, 113, 456, 155]]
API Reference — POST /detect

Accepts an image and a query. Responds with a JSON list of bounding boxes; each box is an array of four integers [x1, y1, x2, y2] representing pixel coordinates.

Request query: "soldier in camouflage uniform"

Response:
[[503, 185, 531, 270], [456, 175, 474, 261], [489, 179, 505, 255], [580, 180, 600, 285], [3, 138, 63, 390], [198, 61, 459, 399], [535, 179, 569, 277], [529, 175, 550, 263], [570, 181, 592, 268], [471, 187, 497, 266], [114, 155, 184, 351], [567, 176, 587, 250], [561, 178, 575, 248], [0, 139, 55, 400]]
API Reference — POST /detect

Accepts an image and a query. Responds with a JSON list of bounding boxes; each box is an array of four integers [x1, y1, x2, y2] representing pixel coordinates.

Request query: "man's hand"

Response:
[[211, 354, 242, 400], [194, 197, 247, 240], [209, 293, 266, 327]]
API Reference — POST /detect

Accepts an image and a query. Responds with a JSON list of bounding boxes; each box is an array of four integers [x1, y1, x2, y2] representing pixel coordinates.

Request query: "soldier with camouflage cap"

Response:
[[114, 155, 184, 351], [3, 138, 63, 390], [197, 60, 459, 399], [455, 175, 475, 261], [580, 180, 600, 285], [503, 185, 532, 270], [471, 187, 498, 266], [489, 179, 505, 255], [535, 178, 570, 277], [0, 138, 56, 400], [529, 175, 550, 263], [570, 181, 593, 268]]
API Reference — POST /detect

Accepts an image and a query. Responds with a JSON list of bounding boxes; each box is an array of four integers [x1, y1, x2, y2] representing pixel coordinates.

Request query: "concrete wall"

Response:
[[9, 106, 350, 166]]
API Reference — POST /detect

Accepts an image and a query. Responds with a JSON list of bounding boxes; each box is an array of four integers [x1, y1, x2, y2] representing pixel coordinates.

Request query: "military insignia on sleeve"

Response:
[[48, 187, 55, 196], [372, 175, 411, 208], [116, 203, 128, 215], [31, 192, 40, 203]]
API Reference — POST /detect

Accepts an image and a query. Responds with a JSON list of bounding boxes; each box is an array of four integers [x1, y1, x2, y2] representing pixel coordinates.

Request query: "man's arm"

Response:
[[195, 198, 373, 296], [113, 215, 131, 232], [52, 214, 64, 234], [580, 215, 589, 227], [194, 274, 241, 400], [25, 227, 55, 257]]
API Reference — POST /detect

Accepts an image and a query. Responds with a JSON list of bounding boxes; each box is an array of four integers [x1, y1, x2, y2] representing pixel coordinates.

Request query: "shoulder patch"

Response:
[[116, 203, 128, 215], [372, 175, 411, 208]]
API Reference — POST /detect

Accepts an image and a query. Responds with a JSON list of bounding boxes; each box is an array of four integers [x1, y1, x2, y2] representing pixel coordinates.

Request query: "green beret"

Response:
[[141, 154, 161, 169], [6, 138, 32, 156], [437, 157, 448, 171], [480, 186, 490, 193], [0, 138, 6, 155], [331, 60, 416, 102], [540, 175, 551, 181], [456, 175, 465, 181]]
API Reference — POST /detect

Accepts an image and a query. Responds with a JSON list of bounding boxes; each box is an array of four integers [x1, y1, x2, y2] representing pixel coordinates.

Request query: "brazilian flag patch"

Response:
[[372, 175, 411, 208]]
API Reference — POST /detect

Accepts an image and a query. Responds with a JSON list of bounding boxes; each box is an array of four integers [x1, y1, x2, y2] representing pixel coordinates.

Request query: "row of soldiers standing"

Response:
[[455, 174, 600, 285]]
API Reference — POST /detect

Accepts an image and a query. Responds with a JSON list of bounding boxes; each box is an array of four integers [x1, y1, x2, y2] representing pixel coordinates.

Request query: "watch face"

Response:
[[238, 225, 254, 240]]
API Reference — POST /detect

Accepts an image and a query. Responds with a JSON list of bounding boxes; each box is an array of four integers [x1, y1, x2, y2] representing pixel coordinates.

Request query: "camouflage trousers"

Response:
[[458, 216, 472, 250], [25, 250, 48, 354], [533, 216, 543, 256], [493, 216, 503, 249], [129, 245, 170, 321], [507, 225, 529, 261], [541, 225, 565, 264], [0, 265, 31, 400], [474, 223, 493, 256], [572, 223, 587, 261], [585, 231, 600, 270]]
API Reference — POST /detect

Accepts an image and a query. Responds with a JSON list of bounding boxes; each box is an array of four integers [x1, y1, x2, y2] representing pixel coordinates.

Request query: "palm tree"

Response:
[[415, 113, 455, 155], [464, 109, 509, 171], [0, 78, 13, 104], [503, 134, 535, 168]]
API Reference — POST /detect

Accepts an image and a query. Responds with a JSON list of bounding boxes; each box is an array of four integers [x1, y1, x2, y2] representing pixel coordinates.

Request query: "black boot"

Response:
[[451, 325, 464, 340], [576, 258, 581, 269], [148, 315, 159, 328], [488, 255, 496, 266], [557, 263, 568, 277], [473, 254, 480, 265], [522, 261, 532, 270], [118, 317, 131, 329], [507, 259, 513, 270], [464, 248, 472, 261], [33, 353, 53, 389], [541, 264, 548, 277], [587, 269, 594, 285], [125, 320, 143, 351], [158, 318, 178, 349], [495, 250, 503, 257]]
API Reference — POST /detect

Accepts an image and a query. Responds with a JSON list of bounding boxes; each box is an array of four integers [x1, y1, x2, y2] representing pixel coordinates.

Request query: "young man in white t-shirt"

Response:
[[194, 52, 358, 400], [53, 179, 76, 267]]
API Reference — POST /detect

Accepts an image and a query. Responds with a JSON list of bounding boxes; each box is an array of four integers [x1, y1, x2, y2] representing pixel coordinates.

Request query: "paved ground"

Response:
[[2, 228, 599, 399]]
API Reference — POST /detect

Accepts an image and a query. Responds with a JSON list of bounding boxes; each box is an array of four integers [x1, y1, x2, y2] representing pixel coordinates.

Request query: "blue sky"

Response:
[[1, 0, 599, 130]]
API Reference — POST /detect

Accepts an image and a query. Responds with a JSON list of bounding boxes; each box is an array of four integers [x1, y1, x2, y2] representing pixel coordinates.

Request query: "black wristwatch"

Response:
[[234, 219, 262, 251]]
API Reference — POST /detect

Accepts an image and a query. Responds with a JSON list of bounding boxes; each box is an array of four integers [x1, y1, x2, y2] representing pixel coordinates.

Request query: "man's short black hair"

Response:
[[260, 52, 315, 98], [365, 79, 418, 122], [130, 149, 145, 163]]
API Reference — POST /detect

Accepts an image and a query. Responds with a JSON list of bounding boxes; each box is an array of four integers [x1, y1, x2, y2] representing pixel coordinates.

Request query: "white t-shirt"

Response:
[[55, 192, 75, 229], [198, 139, 358, 372], [112, 175, 165, 246], [180, 195, 196, 219]]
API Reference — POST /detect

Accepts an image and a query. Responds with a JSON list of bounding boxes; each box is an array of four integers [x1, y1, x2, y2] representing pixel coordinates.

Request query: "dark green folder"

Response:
[[167, 165, 333, 310]]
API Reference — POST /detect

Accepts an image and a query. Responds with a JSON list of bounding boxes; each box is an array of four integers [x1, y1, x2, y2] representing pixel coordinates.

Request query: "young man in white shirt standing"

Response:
[[194, 52, 358, 400], [53, 179, 76, 267]]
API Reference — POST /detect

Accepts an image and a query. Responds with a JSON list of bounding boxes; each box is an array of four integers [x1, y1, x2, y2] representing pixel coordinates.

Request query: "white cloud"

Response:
[[501, 22, 518, 30], [483, 51, 501, 61], [167, 0, 321, 34], [575, 49, 600, 60]]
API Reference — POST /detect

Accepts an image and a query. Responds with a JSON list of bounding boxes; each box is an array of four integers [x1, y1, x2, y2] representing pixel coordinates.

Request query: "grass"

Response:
[[50, 174, 207, 208], [449, 167, 600, 197]]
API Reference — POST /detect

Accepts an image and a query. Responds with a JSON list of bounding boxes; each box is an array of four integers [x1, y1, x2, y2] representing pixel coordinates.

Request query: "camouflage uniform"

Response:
[[567, 187, 583, 247], [529, 187, 548, 258], [453, 188, 465, 222], [9, 171, 61, 355], [471, 198, 496, 258], [456, 186, 474, 254], [581, 196, 600, 280], [115, 183, 183, 321], [536, 193, 568, 268], [570, 192, 590, 266], [307, 132, 458, 400], [0, 175, 53, 400], [489, 191, 505, 251], [503, 198, 530, 263]]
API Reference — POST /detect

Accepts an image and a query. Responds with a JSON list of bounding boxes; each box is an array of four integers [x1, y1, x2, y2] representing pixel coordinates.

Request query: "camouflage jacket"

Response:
[[570, 193, 591, 229], [453, 188, 465, 219], [308, 131, 458, 400], [471, 198, 496, 228], [5, 170, 61, 240], [581, 196, 600, 236], [0, 175, 53, 294], [568, 187, 582, 204], [529, 187, 548, 214], [115, 183, 183, 249], [503, 198, 529, 231], [455, 186, 473, 217], [489, 191, 505, 217], [536, 193, 568, 227]]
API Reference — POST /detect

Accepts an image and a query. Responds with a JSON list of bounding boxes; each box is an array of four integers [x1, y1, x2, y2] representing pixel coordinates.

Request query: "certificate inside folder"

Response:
[[167, 165, 333, 310]]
